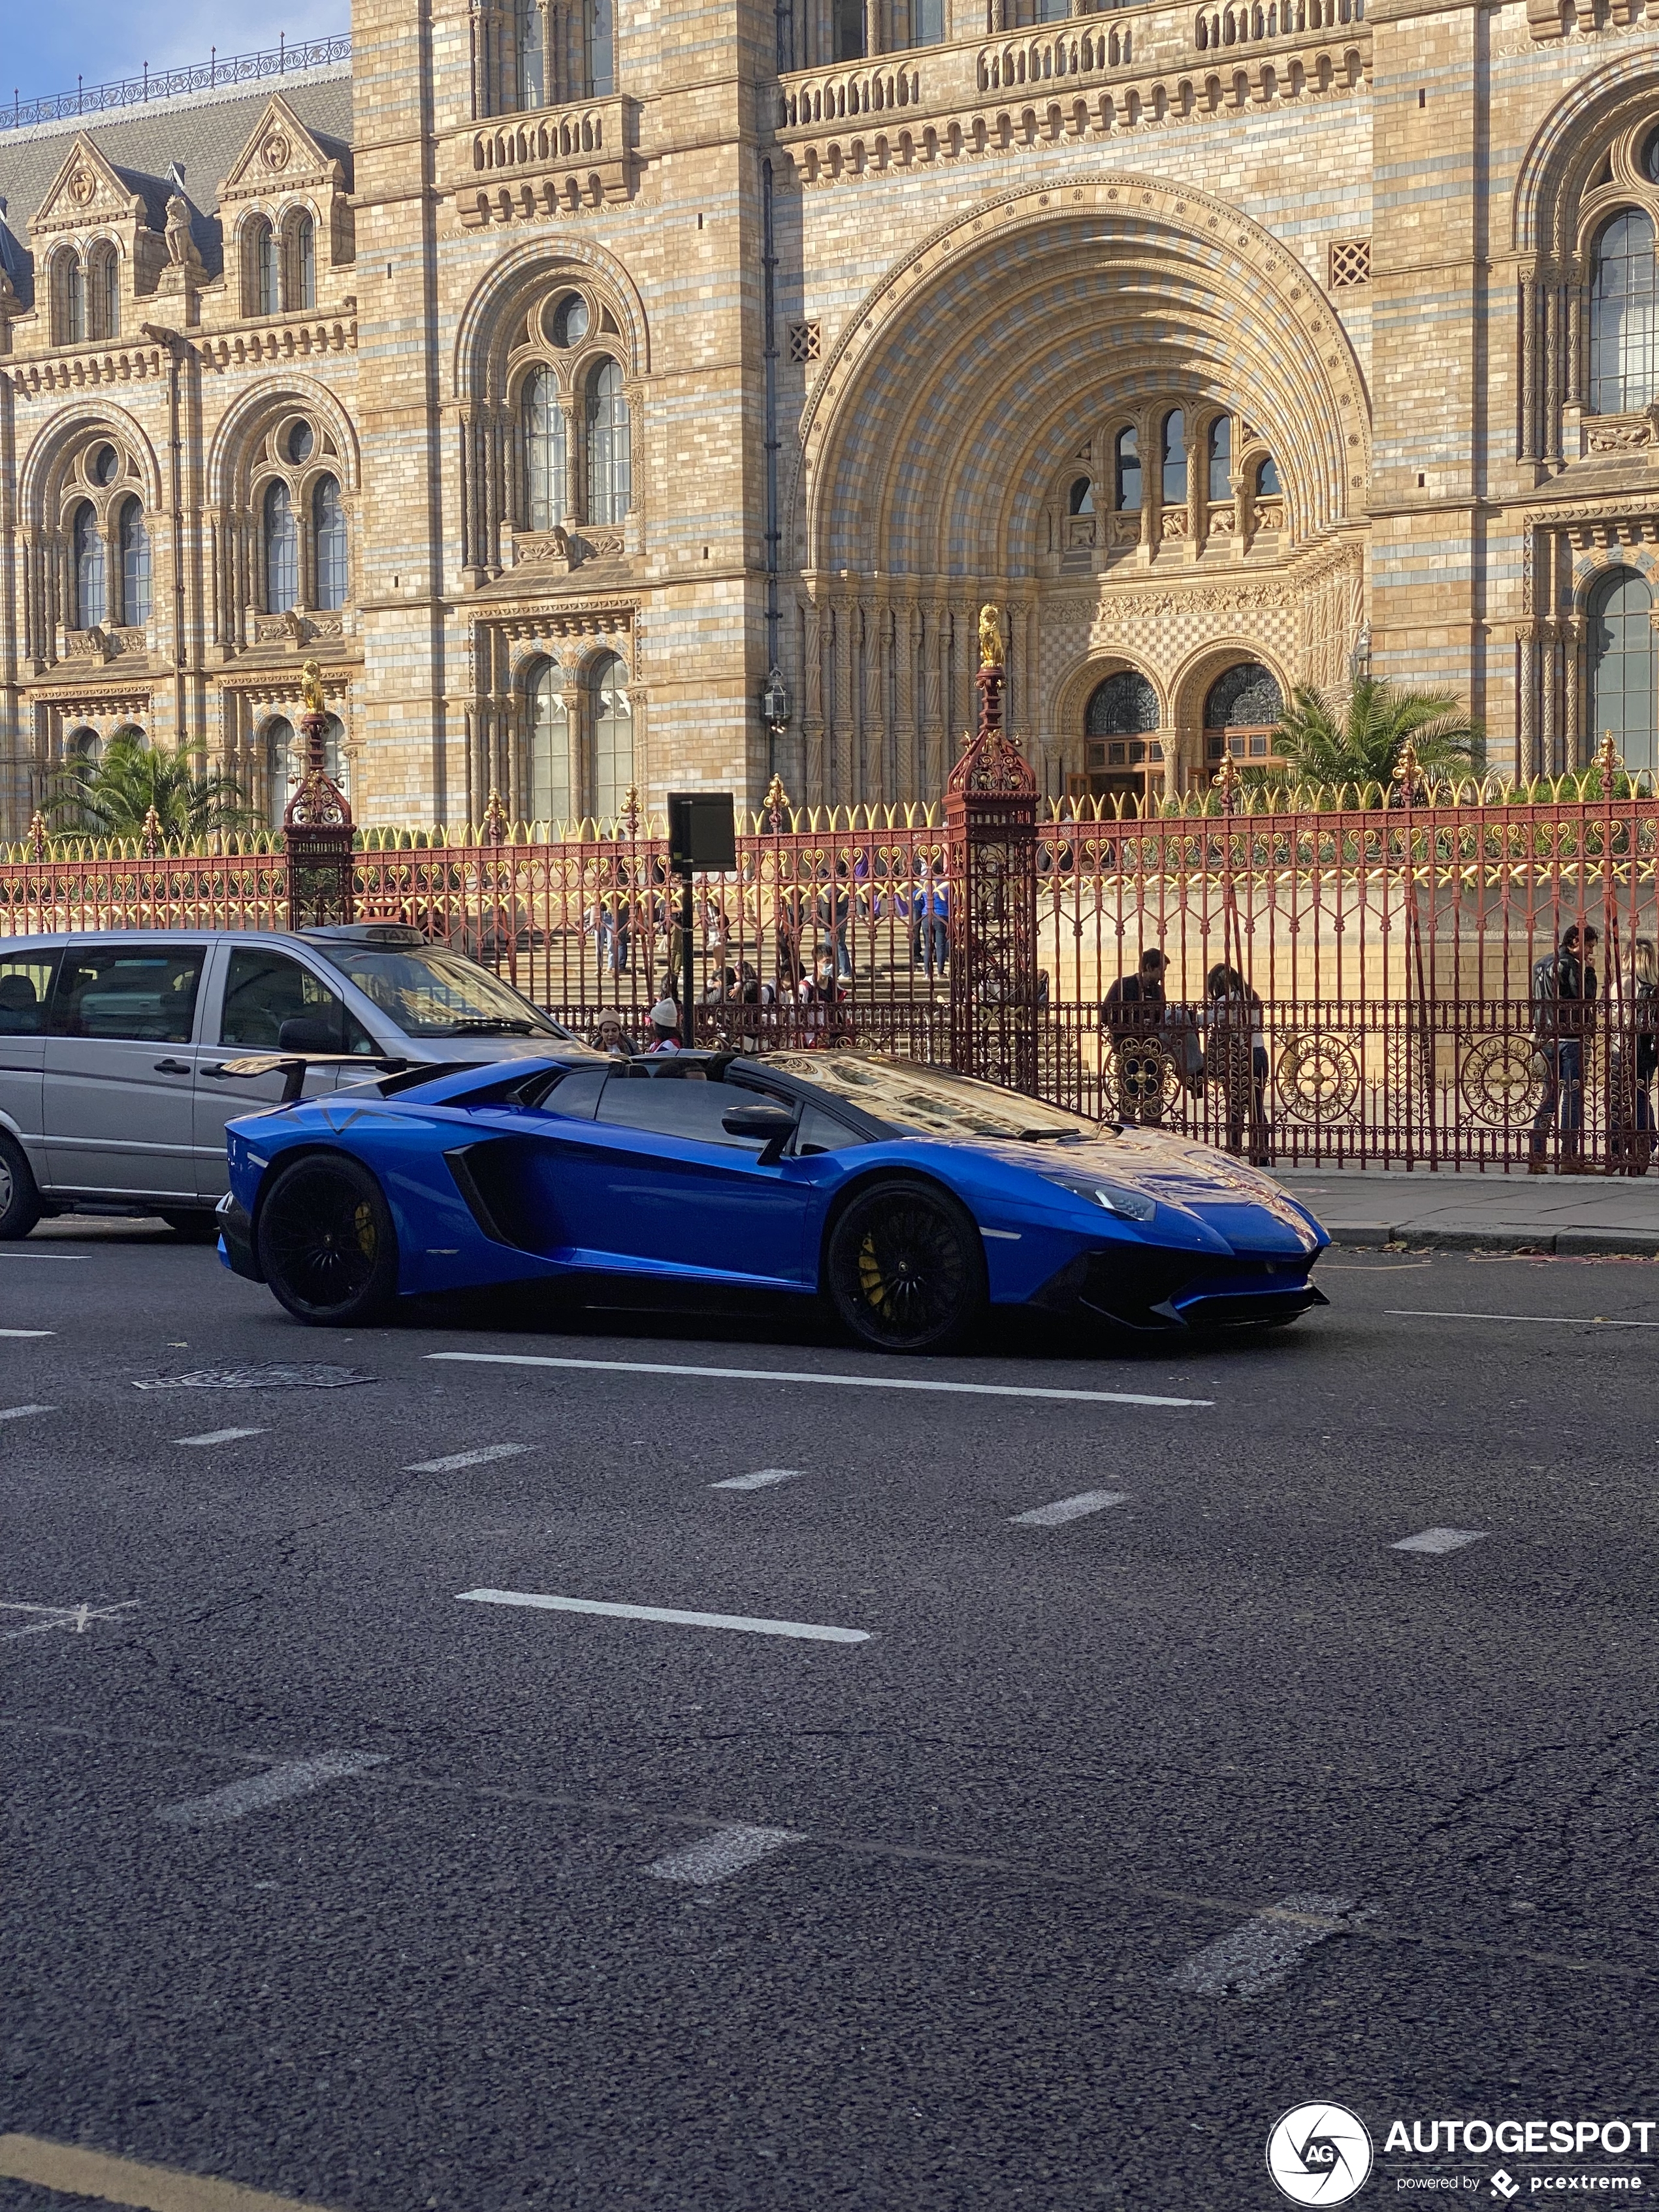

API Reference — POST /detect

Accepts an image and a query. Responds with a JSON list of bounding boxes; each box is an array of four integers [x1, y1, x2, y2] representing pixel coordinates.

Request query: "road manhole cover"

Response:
[[133, 1364, 376, 1390]]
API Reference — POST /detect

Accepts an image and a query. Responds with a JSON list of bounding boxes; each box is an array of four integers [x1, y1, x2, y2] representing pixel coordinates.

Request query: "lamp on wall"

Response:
[[761, 666, 790, 732]]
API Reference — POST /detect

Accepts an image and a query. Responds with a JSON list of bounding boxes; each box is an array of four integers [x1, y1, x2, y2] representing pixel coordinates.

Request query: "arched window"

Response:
[[833, 0, 865, 58], [313, 474, 348, 610], [586, 0, 615, 95], [118, 498, 150, 626], [263, 480, 298, 612], [1255, 454, 1281, 498], [1161, 409, 1187, 505], [69, 728, 103, 767], [1067, 475, 1095, 516], [1113, 426, 1141, 513], [589, 650, 633, 818], [1588, 566, 1656, 775], [1085, 669, 1160, 735], [1207, 416, 1232, 502], [54, 252, 86, 346], [246, 217, 279, 318], [527, 660, 572, 824], [286, 210, 316, 312], [87, 243, 119, 340], [1590, 209, 1658, 416], [523, 367, 566, 529], [265, 717, 294, 831], [585, 360, 631, 524], [1204, 661, 1284, 729], [72, 501, 106, 628]]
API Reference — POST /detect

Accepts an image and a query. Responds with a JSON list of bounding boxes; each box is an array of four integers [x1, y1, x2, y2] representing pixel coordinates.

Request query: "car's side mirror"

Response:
[[720, 1099, 797, 1165], [278, 1016, 339, 1052]]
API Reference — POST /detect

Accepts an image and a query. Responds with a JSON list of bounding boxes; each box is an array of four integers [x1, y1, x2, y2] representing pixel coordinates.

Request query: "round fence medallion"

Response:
[[1460, 1034, 1543, 1127], [1274, 1031, 1362, 1125]]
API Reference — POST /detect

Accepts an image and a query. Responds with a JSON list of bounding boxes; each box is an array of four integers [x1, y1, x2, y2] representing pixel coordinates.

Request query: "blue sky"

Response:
[[7, 0, 349, 106]]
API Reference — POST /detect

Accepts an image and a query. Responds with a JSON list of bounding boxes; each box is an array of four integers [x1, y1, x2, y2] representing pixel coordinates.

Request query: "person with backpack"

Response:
[[1528, 922, 1598, 1173], [1103, 948, 1172, 1125]]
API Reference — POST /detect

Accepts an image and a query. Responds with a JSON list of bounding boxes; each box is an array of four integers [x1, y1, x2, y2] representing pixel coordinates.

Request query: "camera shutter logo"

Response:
[[1266, 2104, 1374, 2205]]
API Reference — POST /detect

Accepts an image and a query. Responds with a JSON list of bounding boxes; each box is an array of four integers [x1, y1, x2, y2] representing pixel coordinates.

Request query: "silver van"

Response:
[[0, 924, 576, 1239]]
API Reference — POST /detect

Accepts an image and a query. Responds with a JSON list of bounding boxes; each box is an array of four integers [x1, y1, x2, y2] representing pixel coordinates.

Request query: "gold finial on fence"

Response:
[[27, 809, 48, 861], [763, 771, 790, 832], [1212, 750, 1239, 808], [1598, 727, 1622, 799], [140, 805, 163, 858], [481, 787, 508, 843], [620, 784, 641, 840], [1391, 739, 1421, 806]]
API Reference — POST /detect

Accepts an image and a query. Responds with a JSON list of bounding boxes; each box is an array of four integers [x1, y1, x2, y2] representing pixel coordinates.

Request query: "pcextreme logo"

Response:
[[1266, 2104, 1376, 2205]]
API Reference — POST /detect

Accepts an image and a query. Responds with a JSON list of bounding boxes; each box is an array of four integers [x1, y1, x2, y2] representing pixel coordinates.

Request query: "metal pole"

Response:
[[679, 868, 696, 1048]]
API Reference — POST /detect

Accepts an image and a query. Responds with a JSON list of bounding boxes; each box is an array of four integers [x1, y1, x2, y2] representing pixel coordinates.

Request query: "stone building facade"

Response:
[[1, 0, 1657, 834]]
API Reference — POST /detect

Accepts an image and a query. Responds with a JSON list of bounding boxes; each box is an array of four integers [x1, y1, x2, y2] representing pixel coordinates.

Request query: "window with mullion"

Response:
[[585, 359, 630, 525], [1590, 208, 1659, 415], [72, 501, 106, 628], [263, 480, 298, 612], [523, 366, 567, 530], [118, 499, 150, 626], [313, 474, 348, 611]]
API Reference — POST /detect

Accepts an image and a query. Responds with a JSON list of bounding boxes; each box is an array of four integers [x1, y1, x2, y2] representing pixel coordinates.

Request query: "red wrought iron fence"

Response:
[[5, 754, 1657, 1172]]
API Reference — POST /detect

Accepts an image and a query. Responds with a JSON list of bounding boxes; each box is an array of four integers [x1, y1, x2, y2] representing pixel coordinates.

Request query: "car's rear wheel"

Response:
[[0, 1133, 43, 1242], [255, 1154, 399, 1325], [825, 1178, 986, 1353]]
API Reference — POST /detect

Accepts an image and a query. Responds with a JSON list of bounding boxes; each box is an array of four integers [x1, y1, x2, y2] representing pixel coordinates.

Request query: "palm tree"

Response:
[[1273, 676, 1481, 790], [50, 730, 254, 840]]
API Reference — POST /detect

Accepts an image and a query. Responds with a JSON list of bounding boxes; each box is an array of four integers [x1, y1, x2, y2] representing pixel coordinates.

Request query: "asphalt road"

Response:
[[3, 1221, 1657, 2211]]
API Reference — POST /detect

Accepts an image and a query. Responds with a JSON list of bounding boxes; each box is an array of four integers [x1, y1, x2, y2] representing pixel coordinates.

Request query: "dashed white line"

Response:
[[1391, 1526, 1488, 1556], [645, 1824, 802, 1884], [174, 1428, 267, 1448], [1387, 1309, 1659, 1329], [457, 1587, 870, 1644], [711, 1467, 806, 1492], [427, 1350, 1210, 1410], [1170, 1894, 1365, 1997], [404, 1443, 528, 1474], [155, 1752, 389, 1829], [1010, 1488, 1130, 1527], [0, 1404, 56, 1423], [0, 1330, 54, 1339], [0, 1253, 87, 1261]]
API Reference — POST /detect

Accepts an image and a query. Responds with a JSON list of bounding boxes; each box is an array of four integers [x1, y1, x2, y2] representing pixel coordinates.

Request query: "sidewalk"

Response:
[[1270, 1166, 1659, 1254]]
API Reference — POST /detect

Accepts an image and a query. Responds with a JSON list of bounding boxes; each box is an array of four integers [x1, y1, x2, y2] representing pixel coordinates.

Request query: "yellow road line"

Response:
[[0, 2134, 348, 2212]]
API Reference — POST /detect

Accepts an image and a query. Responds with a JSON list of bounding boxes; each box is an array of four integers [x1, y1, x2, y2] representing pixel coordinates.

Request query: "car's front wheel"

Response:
[[255, 1153, 400, 1325], [0, 1132, 43, 1242], [824, 1178, 986, 1353]]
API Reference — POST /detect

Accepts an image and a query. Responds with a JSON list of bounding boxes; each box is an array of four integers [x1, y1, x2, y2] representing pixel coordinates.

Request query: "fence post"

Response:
[[946, 604, 1038, 1093], [283, 662, 355, 929]]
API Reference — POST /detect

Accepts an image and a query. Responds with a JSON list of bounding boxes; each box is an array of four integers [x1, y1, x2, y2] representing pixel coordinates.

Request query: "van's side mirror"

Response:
[[278, 1017, 338, 1052], [720, 1099, 797, 1165]]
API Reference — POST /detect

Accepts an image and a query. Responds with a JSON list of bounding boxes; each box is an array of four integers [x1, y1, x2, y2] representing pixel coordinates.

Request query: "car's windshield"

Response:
[[329, 946, 569, 1038], [762, 1051, 1099, 1141]]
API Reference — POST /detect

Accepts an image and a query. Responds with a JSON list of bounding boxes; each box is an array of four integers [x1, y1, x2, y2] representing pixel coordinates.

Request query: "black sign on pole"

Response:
[[666, 792, 736, 1048]]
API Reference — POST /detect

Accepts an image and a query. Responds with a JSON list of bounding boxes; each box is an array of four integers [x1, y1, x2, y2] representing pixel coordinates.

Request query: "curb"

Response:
[[1323, 1222, 1659, 1257]]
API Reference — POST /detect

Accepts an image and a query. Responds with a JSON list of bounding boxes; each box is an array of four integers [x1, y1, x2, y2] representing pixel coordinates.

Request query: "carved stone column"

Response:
[[895, 601, 918, 803], [860, 597, 884, 805], [921, 602, 946, 801], [831, 600, 854, 805], [801, 598, 826, 805]]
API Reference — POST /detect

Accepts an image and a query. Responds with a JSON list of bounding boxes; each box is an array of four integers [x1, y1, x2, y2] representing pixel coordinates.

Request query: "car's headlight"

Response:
[[1039, 1172, 1157, 1222]]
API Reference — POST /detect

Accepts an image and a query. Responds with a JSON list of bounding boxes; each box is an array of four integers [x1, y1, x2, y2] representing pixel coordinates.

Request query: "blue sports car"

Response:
[[217, 1047, 1329, 1349]]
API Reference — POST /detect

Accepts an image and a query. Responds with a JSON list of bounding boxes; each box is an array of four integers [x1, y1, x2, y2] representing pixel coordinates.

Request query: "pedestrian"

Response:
[[913, 861, 949, 976], [1204, 962, 1270, 1164], [644, 996, 682, 1053], [818, 867, 852, 980], [1610, 935, 1658, 1177], [588, 1008, 634, 1055], [1102, 948, 1170, 1124], [1528, 922, 1598, 1174]]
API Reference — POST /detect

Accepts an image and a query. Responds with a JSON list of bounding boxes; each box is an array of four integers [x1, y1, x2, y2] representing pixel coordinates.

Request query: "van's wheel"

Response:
[[0, 1133, 43, 1241], [255, 1154, 400, 1326], [824, 1178, 986, 1353], [161, 1210, 221, 1243]]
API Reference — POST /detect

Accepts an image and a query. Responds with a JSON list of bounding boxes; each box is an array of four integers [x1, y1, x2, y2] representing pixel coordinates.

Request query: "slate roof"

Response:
[[0, 69, 351, 306]]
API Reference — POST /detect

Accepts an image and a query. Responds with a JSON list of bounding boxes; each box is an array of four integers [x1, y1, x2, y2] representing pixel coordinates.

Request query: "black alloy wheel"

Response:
[[0, 1132, 43, 1241], [255, 1153, 400, 1325], [824, 1178, 986, 1353]]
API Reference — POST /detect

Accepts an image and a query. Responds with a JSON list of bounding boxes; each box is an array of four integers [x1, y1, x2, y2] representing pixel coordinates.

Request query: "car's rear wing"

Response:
[[209, 1052, 415, 1105]]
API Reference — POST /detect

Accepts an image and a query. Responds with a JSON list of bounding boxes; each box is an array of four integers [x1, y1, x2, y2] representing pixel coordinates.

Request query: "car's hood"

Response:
[[969, 1130, 1327, 1254]]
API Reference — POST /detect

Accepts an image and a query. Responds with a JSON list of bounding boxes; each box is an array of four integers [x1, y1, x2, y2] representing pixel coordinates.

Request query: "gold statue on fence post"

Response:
[[300, 659, 328, 720], [977, 604, 1005, 669]]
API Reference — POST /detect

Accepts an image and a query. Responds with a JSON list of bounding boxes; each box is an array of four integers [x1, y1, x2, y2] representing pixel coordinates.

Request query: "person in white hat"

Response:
[[645, 997, 682, 1053]]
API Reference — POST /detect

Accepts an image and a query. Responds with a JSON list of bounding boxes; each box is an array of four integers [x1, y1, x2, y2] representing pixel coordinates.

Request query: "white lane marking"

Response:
[[174, 1427, 267, 1448], [1010, 1488, 1130, 1527], [428, 1351, 1210, 1410], [0, 1599, 138, 1642], [1391, 1526, 1488, 1556], [1170, 1893, 1364, 1997], [645, 1823, 802, 1884], [0, 1404, 56, 1423], [457, 1587, 870, 1644], [711, 1467, 806, 1492], [404, 1443, 529, 1473], [0, 1329, 54, 1338], [155, 1752, 389, 1829], [1387, 1309, 1659, 1328], [0, 1253, 87, 1261]]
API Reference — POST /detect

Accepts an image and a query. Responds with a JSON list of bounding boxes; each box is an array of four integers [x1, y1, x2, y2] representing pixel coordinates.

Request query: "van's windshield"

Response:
[[330, 946, 570, 1038]]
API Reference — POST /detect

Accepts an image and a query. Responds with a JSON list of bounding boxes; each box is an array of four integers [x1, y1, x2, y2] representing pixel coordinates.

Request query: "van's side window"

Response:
[[0, 953, 58, 1036], [49, 948, 206, 1045], [219, 949, 378, 1053]]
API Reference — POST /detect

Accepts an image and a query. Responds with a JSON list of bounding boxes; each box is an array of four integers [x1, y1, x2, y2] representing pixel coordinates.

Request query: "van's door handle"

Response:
[[153, 1058, 192, 1074]]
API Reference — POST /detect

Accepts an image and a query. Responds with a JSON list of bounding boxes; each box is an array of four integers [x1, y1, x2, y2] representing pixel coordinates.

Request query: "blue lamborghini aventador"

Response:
[[216, 1047, 1329, 1349]]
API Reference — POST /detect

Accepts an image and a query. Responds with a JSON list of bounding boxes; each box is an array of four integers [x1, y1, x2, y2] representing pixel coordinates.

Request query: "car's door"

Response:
[[549, 1066, 813, 1286], [0, 947, 59, 1193], [192, 942, 387, 1198], [42, 940, 212, 1197]]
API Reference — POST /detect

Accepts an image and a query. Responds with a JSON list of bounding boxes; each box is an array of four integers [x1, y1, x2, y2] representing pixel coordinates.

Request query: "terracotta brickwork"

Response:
[[2, 0, 1658, 831]]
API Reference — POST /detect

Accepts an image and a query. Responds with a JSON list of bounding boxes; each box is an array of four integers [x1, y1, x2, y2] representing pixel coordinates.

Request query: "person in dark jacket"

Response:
[[1103, 948, 1170, 1123], [1529, 923, 1598, 1173]]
